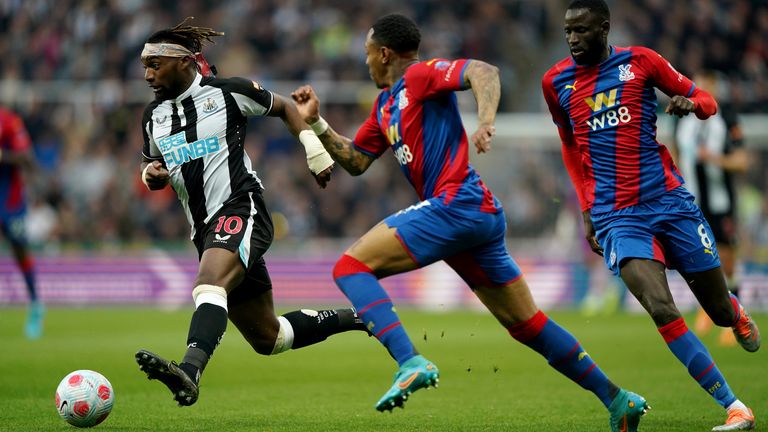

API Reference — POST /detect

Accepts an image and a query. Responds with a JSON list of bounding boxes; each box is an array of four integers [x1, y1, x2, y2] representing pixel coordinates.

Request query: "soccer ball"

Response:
[[55, 370, 114, 428]]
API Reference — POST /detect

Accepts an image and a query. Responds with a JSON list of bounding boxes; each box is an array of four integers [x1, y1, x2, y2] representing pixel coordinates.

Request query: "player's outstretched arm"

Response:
[[463, 60, 500, 154], [642, 48, 717, 120], [291, 85, 374, 176], [268, 93, 334, 188], [268, 92, 313, 137], [664, 90, 717, 120]]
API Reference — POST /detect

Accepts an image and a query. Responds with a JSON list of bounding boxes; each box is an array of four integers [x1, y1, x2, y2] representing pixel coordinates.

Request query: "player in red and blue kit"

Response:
[[293, 13, 648, 431], [0, 107, 43, 339], [542, 1, 759, 430]]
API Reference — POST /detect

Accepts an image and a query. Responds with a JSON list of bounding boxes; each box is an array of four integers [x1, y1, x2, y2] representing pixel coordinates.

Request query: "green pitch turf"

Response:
[[0, 307, 765, 431]]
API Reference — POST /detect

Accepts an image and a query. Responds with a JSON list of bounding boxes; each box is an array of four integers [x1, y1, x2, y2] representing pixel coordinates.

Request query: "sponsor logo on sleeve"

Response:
[[665, 60, 683, 82], [434, 61, 450, 71], [444, 61, 458, 82]]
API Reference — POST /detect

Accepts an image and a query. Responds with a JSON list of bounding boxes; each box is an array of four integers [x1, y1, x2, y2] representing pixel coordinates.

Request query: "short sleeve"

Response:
[[352, 98, 388, 158], [407, 59, 471, 100], [542, 71, 571, 130], [209, 77, 274, 117], [6, 113, 31, 152], [637, 47, 696, 98]]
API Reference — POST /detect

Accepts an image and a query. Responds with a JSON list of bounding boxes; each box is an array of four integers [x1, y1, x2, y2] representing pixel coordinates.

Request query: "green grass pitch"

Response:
[[0, 308, 765, 431]]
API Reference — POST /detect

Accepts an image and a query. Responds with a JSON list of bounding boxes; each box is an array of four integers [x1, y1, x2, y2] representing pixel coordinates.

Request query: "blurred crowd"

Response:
[[1, 0, 767, 262]]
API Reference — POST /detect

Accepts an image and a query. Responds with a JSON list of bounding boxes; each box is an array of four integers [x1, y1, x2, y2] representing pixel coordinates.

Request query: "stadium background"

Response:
[[1, 0, 767, 312]]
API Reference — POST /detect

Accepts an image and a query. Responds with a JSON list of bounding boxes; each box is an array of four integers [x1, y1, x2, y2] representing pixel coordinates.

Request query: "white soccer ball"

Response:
[[54, 370, 114, 428]]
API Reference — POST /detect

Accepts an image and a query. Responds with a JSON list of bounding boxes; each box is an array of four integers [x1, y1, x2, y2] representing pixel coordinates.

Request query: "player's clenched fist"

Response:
[[665, 95, 695, 118], [290, 85, 320, 124], [141, 160, 169, 190], [471, 124, 495, 154]]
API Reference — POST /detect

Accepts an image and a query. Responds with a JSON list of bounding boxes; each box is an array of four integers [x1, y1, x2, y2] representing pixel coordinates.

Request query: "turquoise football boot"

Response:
[[375, 355, 439, 412], [24, 301, 44, 339], [609, 389, 650, 432]]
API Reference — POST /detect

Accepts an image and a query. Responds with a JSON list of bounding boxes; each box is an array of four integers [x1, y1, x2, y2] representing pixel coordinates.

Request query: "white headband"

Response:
[[141, 43, 195, 59]]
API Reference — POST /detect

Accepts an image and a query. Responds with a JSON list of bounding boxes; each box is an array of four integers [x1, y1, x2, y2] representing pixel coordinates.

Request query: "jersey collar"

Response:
[[174, 73, 202, 102]]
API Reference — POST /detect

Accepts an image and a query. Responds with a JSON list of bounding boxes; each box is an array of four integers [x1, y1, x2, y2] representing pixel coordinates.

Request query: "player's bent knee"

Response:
[[646, 302, 681, 326], [192, 284, 227, 310], [250, 338, 277, 356], [332, 254, 373, 281], [268, 316, 294, 355], [238, 325, 280, 355]]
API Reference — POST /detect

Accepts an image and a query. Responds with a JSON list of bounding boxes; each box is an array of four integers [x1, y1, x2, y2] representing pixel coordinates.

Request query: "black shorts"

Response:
[[703, 212, 737, 246], [192, 192, 274, 295]]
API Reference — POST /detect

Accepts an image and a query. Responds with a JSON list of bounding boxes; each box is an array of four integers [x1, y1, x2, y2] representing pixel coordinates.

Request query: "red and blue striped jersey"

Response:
[[0, 108, 31, 217], [353, 59, 499, 213], [542, 46, 716, 214]]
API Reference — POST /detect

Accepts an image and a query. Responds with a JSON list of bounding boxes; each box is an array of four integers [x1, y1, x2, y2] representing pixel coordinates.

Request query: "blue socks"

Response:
[[333, 255, 416, 365], [19, 255, 38, 302], [509, 310, 617, 407], [659, 318, 736, 407]]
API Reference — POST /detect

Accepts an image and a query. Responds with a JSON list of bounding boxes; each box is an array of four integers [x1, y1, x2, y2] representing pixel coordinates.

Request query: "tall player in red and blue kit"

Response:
[[0, 107, 43, 339], [293, 14, 648, 431], [542, 1, 758, 430]]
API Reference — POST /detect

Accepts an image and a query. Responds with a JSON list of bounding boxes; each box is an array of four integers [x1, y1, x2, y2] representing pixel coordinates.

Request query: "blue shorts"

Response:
[[591, 187, 720, 275], [0, 212, 28, 246], [384, 197, 522, 288]]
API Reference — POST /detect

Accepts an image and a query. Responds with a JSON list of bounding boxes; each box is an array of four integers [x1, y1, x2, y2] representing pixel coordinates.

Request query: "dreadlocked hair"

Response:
[[146, 17, 224, 53]]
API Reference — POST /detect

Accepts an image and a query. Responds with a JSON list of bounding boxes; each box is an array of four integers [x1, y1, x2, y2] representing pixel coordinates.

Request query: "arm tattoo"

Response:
[[319, 129, 373, 176], [466, 61, 501, 126]]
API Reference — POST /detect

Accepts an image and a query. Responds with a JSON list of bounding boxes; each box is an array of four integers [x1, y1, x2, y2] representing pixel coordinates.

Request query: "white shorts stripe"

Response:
[[238, 192, 257, 267]]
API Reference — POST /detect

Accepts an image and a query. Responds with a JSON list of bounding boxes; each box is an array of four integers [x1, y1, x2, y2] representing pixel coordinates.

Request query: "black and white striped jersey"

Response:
[[674, 107, 742, 217], [141, 73, 274, 239]]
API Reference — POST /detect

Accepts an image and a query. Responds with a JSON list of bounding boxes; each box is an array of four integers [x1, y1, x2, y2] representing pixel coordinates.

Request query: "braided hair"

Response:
[[146, 17, 224, 53]]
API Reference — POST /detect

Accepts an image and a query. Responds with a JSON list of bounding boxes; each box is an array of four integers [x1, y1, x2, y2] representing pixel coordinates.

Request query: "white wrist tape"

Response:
[[299, 129, 334, 174], [141, 163, 152, 188], [310, 116, 329, 136]]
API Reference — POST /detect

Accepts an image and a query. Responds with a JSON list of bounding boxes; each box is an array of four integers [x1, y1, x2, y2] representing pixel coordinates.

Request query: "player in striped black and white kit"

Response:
[[134, 18, 368, 407], [673, 70, 750, 346]]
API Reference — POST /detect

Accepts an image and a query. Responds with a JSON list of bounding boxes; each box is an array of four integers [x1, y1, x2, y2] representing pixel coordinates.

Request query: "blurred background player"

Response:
[[673, 70, 750, 346], [0, 106, 42, 339], [134, 18, 367, 407], [293, 13, 649, 431], [542, 1, 758, 430]]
